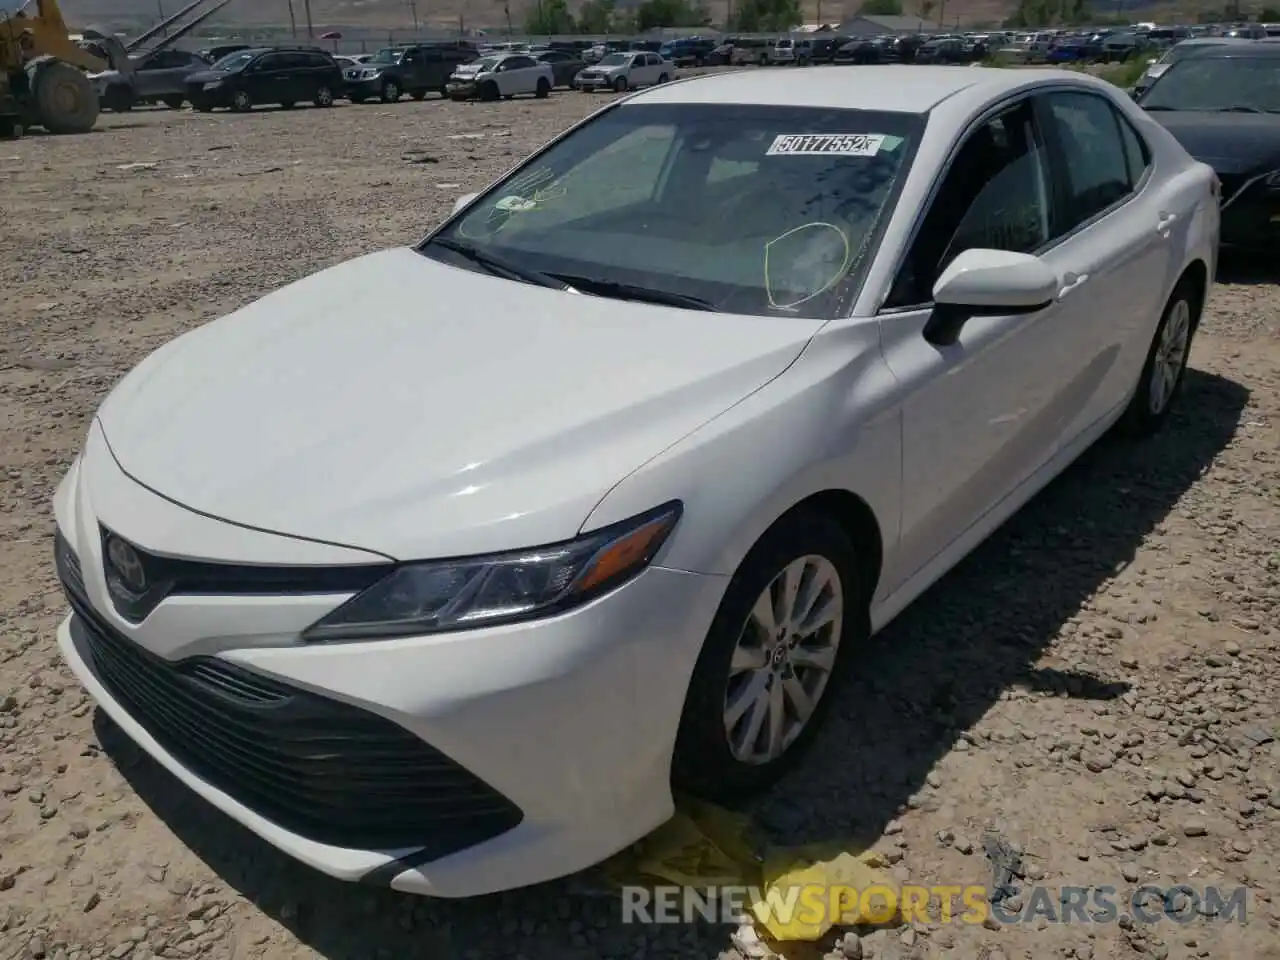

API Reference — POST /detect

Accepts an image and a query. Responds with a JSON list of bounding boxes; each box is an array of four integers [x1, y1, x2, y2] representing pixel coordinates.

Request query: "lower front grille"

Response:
[[55, 534, 523, 854]]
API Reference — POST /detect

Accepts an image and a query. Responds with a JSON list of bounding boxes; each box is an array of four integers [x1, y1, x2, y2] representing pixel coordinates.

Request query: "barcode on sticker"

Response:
[[766, 134, 886, 157]]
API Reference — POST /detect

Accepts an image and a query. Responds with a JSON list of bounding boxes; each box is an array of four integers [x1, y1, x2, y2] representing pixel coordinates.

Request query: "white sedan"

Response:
[[53, 67, 1218, 898]]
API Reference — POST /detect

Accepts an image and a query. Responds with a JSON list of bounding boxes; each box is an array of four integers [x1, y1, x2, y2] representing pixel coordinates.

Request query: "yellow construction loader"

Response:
[[1, 0, 228, 136]]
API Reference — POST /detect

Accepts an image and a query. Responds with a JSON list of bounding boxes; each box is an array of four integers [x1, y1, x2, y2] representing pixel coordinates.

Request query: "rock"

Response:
[[839, 932, 863, 959], [1182, 820, 1208, 838], [1121, 863, 1141, 883]]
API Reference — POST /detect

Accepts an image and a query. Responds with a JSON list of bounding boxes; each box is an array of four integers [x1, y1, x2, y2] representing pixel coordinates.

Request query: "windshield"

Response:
[[370, 48, 404, 64], [211, 50, 255, 71], [599, 54, 629, 65], [422, 102, 922, 320], [468, 57, 500, 70], [1142, 56, 1280, 112], [1159, 41, 1220, 64]]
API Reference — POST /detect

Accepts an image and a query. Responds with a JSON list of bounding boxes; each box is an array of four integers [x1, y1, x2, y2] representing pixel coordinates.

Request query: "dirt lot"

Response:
[[1, 91, 1279, 960]]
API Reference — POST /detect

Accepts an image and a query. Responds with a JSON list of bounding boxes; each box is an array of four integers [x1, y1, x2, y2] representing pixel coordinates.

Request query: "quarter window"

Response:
[[1043, 91, 1136, 230]]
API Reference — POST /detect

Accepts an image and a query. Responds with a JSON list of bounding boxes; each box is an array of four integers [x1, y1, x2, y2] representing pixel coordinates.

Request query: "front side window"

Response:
[[424, 103, 923, 319], [1044, 91, 1136, 229], [1140, 55, 1280, 113], [886, 100, 1052, 309]]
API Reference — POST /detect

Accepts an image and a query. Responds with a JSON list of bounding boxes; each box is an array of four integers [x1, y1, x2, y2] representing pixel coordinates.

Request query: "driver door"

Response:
[[876, 97, 1086, 592]]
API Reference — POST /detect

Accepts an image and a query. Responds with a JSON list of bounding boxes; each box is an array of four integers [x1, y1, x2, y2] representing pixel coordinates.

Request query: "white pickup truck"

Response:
[[446, 53, 554, 101]]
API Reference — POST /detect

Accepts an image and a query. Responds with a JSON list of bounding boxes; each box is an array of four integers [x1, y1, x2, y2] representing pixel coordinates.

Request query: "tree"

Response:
[[577, 0, 616, 32], [1260, 5, 1280, 19], [634, 0, 706, 29], [858, 0, 904, 14], [732, 0, 802, 30], [525, 0, 576, 33]]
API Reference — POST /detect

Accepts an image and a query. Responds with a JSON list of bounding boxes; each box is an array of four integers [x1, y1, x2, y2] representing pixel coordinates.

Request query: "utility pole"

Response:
[[156, 0, 166, 37], [303, 0, 313, 37], [287, 0, 297, 37], [409, 0, 418, 32]]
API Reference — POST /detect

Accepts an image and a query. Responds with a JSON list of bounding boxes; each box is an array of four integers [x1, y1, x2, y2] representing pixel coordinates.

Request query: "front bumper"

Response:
[[576, 74, 614, 90], [54, 425, 729, 897], [186, 82, 232, 107], [345, 77, 385, 98], [1220, 180, 1280, 251]]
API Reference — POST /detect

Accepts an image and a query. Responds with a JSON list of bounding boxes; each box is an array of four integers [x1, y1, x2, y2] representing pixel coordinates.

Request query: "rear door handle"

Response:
[[1157, 212, 1178, 233], [1058, 271, 1088, 298]]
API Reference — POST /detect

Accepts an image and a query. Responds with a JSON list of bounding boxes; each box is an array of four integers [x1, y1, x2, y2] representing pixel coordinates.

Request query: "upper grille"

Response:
[[96, 524, 392, 624], [55, 532, 524, 854]]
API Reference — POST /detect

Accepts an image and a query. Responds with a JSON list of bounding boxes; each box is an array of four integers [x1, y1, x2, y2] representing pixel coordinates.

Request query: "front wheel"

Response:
[[658, 72, 669, 83], [1119, 279, 1200, 436], [479, 81, 499, 101], [613, 75, 628, 92], [380, 80, 400, 102], [162, 96, 184, 110], [314, 85, 335, 107], [535, 78, 550, 98], [671, 510, 863, 802], [231, 89, 252, 112], [411, 89, 426, 100], [104, 84, 134, 112]]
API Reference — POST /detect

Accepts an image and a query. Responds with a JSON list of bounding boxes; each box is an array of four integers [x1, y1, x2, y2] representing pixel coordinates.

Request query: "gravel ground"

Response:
[[2, 89, 1279, 960]]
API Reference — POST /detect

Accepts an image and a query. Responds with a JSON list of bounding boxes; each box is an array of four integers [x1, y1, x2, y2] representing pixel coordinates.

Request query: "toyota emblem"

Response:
[[106, 535, 147, 595]]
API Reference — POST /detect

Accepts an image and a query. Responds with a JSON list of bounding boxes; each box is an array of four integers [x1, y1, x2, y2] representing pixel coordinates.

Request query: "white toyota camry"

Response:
[[54, 66, 1218, 898]]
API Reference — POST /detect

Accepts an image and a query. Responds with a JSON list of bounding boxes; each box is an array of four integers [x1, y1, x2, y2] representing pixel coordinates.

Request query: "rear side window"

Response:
[[1043, 91, 1136, 231]]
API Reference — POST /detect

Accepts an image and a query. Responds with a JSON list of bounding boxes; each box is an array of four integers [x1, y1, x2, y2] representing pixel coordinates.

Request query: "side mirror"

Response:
[[453, 192, 479, 215], [925, 248, 1059, 346]]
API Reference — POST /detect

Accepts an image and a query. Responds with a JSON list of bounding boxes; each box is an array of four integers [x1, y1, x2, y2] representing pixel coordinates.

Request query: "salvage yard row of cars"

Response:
[[89, 38, 686, 111]]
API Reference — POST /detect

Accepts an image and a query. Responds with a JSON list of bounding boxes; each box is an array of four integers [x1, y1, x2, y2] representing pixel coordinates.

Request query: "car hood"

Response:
[[95, 247, 820, 560], [1146, 111, 1280, 173]]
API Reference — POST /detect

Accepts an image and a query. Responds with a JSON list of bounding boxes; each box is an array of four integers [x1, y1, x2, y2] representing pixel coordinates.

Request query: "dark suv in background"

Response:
[[344, 42, 478, 102], [186, 47, 345, 112]]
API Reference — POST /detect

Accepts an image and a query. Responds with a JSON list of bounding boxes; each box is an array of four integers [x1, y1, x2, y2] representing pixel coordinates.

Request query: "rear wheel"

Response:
[[658, 72, 669, 83], [535, 77, 550, 98], [279, 100, 296, 109], [103, 83, 134, 113], [411, 89, 426, 100], [162, 95, 184, 110], [31, 62, 99, 133], [672, 510, 864, 801], [314, 85, 335, 107], [231, 89, 252, 112], [1119, 278, 1200, 436]]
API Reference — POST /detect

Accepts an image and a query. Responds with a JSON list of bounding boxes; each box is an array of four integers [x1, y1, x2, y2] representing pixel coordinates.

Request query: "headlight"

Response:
[[302, 501, 682, 642], [360, 68, 380, 79]]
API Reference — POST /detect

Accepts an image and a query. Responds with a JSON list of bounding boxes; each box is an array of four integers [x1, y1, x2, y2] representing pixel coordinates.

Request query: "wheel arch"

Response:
[[1176, 258, 1209, 330]]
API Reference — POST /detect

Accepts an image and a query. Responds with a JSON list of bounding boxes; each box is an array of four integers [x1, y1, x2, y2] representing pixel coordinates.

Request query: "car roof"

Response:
[[627, 65, 1092, 113]]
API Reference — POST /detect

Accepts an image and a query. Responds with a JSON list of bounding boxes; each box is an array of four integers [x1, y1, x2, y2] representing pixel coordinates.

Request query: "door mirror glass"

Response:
[[453, 192, 479, 214], [932, 248, 1058, 311]]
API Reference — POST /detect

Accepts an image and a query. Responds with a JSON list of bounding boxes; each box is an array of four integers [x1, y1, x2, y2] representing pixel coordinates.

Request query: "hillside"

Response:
[[58, 0, 1246, 34]]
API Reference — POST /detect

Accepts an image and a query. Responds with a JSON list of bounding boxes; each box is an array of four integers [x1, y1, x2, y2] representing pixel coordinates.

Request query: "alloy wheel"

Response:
[[1149, 298, 1190, 415], [722, 555, 843, 765]]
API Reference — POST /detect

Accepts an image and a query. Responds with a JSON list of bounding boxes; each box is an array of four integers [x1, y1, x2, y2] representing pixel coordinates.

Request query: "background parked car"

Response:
[[729, 36, 772, 65], [767, 37, 797, 64], [833, 38, 881, 64], [186, 47, 344, 112], [93, 48, 211, 112], [345, 43, 476, 102], [446, 54, 553, 101], [535, 49, 585, 88], [576, 51, 671, 92], [796, 34, 850, 64], [658, 37, 714, 66]]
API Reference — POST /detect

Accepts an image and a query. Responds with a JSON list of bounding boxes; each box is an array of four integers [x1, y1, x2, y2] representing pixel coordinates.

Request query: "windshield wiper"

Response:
[[1216, 105, 1263, 113], [1140, 104, 1177, 111], [428, 237, 567, 290], [548, 274, 715, 311]]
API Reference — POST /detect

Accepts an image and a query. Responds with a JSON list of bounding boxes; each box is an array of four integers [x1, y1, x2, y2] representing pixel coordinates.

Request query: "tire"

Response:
[[192, 99, 214, 112], [1118, 277, 1201, 437], [314, 85, 335, 107], [380, 80, 400, 102], [479, 81, 499, 101], [104, 83, 134, 112], [230, 89, 252, 112], [411, 89, 426, 100], [162, 96, 184, 110], [759, 53, 768, 66], [349, 96, 367, 104], [658, 72, 669, 83], [671, 509, 865, 802], [613, 75, 628, 92], [280, 100, 295, 109], [31, 62, 99, 133], [535, 78, 550, 98]]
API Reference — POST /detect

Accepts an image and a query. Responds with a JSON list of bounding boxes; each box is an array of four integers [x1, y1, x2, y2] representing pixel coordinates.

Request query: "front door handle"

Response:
[[1157, 211, 1178, 233], [1058, 271, 1088, 298]]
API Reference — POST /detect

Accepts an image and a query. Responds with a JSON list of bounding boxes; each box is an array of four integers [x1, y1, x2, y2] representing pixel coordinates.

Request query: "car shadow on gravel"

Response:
[[1217, 253, 1280, 286], [96, 366, 1249, 960]]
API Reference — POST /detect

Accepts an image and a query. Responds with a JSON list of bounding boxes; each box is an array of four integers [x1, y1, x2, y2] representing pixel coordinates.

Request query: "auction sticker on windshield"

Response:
[[766, 134, 886, 157]]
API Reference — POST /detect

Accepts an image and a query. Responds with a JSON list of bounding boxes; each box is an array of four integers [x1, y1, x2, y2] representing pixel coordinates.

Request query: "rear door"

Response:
[[248, 52, 291, 103], [1030, 88, 1179, 439]]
